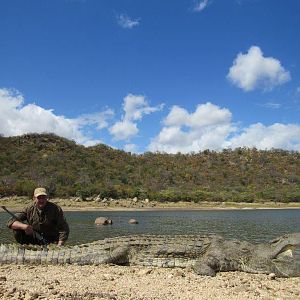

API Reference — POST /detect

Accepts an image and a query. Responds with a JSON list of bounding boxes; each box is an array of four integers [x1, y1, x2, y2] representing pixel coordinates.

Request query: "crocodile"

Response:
[[0, 233, 299, 277]]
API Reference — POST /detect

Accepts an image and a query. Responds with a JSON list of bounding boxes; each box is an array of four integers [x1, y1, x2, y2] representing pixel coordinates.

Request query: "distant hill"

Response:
[[0, 133, 299, 203]]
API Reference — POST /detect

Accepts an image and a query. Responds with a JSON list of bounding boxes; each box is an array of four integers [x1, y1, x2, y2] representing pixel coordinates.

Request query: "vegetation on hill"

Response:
[[0, 133, 299, 203]]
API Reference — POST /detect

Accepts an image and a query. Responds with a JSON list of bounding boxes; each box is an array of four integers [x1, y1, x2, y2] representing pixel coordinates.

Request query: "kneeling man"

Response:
[[7, 187, 69, 246]]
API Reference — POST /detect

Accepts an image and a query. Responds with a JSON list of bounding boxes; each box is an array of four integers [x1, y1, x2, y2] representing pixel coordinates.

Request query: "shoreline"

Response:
[[61, 205, 300, 212], [0, 197, 299, 212]]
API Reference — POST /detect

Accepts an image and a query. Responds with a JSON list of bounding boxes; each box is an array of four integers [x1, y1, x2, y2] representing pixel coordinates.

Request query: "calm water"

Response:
[[0, 209, 299, 246]]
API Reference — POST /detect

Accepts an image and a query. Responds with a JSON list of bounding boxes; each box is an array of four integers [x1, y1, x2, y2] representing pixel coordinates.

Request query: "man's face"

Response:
[[35, 195, 48, 209]]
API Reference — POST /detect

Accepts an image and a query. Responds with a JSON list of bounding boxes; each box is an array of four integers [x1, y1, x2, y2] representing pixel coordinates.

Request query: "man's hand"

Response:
[[24, 224, 34, 235]]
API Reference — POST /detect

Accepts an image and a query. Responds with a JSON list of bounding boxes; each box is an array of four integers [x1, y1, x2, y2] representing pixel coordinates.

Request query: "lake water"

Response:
[[0, 209, 299, 246]]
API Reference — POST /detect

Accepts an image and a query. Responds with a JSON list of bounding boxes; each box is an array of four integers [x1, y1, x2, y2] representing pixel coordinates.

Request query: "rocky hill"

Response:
[[0, 133, 299, 203]]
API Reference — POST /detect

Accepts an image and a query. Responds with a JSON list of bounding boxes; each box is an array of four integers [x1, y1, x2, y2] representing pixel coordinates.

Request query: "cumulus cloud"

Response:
[[124, 143, 138, 153], [117, 13, 140, 29], [148, 102, 300, 153], [123, 94, 163, 121], [229, 123, 300, 151], [109, 120, 138, 141], [2, 88, 299, 152], [109, 94, 164, 141], [165, 103, 231, 127], [149, 103, 236, 153], [82, 139, 104, 147], [227, 46, 291, 91], [0, 88, 112, 146]]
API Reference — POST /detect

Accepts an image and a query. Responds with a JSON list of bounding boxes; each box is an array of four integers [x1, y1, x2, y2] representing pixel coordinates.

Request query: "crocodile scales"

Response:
[[0, 233, 299, 277]]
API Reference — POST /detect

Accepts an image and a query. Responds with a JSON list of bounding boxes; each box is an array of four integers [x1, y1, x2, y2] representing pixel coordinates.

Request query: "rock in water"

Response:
[[95, 217, 113, 225], [128, 219, 139, 224]]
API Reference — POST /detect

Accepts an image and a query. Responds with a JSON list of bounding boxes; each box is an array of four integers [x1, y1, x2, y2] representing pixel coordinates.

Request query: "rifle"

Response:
[[1, 205, 48, 245]]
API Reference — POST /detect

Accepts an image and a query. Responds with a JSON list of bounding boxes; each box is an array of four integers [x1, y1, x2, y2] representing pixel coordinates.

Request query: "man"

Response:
[[7, 187, 69, 245]]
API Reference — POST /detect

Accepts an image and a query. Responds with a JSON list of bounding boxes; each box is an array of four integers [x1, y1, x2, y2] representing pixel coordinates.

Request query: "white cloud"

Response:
[[117, 14, 140, 29], [82, 139, 104, 147], [164, 106, 189, 126], [229, 123, 300, 151], [109, 120, 138, 141], [124, 143, 138, 153], [0, 88, 112, 145], [149, 103, 236, 153], [164, 102, 232, 128], [75, 110, 114, 130], [193, 0, 210, 12], [149, 102, 300, 153], [2, 88, 299, 153], [123, 94, 163, 121], [227, 46, 291, 91], [296, 87, 300, 95], [109, 94, 164, 141]]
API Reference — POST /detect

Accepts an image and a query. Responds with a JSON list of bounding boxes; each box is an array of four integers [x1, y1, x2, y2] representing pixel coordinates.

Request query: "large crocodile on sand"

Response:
[[0, 233, 299, 277]]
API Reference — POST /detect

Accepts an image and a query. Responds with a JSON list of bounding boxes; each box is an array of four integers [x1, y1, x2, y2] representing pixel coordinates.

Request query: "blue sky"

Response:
[[0, 0, 300, 153]]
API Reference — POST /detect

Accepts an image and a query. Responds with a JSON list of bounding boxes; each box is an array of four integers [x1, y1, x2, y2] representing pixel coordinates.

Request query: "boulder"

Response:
[[94, 194, 102, 202], [128, 218, 139, 224], [94, 217, 113, 225], [268, 273, 276, 280]]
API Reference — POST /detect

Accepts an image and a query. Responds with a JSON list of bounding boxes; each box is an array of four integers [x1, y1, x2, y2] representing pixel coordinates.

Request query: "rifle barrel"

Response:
[[1, 206, 22, 222]]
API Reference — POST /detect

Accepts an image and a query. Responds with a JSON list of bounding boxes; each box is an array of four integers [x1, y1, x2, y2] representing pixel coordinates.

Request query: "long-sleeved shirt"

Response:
[[7, 201, 69, 243]]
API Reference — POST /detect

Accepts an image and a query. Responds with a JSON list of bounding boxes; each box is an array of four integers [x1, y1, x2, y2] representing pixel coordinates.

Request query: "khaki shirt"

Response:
[[7, 201, 69, 243]]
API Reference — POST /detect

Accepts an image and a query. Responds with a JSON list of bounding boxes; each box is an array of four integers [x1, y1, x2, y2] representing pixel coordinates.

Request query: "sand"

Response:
[[0, 264, 299, 300]]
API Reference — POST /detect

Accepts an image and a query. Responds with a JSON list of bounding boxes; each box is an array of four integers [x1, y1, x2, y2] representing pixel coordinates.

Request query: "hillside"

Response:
[[0, 133, 299, 203]]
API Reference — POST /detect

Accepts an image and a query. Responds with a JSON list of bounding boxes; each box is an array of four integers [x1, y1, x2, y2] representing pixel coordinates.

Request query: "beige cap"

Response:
[[34, 187, 47, 197]]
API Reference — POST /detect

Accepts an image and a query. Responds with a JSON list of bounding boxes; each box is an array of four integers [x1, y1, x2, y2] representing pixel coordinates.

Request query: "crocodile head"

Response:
[[269, 232, 300, 277], [244, 233, 300, 277]]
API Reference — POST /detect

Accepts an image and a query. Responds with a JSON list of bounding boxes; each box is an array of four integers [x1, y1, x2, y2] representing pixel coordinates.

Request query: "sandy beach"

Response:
[[0, 264, 299, 300]]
